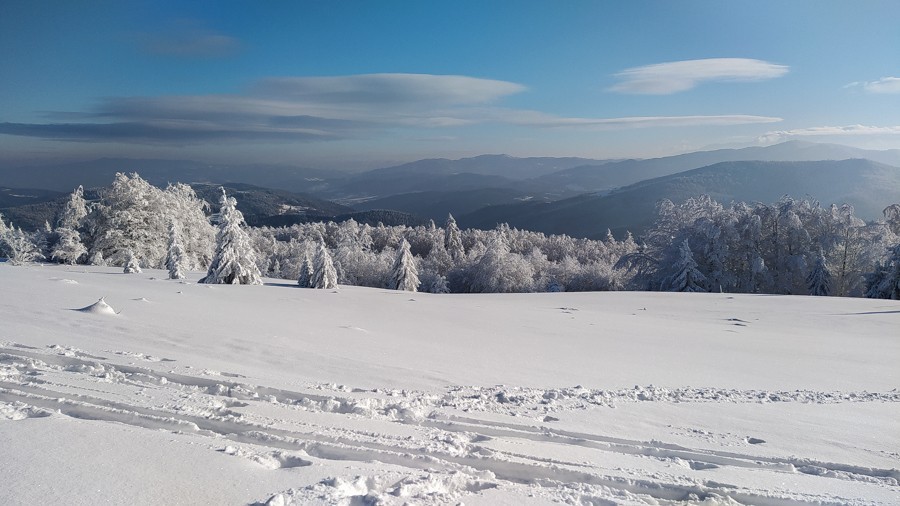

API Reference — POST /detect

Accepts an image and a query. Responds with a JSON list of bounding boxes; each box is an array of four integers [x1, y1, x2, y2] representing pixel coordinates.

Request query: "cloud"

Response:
[[252, 74, 526, 106], [610, 58, 789, 94], [0, 73, 781, 145], [758, 124, 900, 143], [140, 20, 240, 58], [494, 110, 782, 129], [845, 77, 900, 94]]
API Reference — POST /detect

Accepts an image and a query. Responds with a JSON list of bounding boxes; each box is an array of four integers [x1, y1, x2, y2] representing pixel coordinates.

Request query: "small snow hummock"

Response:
[[75, 297, 117, 315]]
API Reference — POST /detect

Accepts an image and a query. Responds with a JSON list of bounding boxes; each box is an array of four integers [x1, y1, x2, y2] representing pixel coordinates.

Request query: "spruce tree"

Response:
[[311, 240, 338, 289], [166, 221, 186, 280], [389, 239, 420, 291], [123, 250, 142, 273], [806, 250, 831, 296], [444, 214, 464, 260], [663, 239, 707, 292], [297, 252, 313, 288], [199, 189, 262, 285]]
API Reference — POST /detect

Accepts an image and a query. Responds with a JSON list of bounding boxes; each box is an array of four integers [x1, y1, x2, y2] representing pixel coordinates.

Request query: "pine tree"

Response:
[[166, 221, 186, 280], [444, 214, 464, 260], [297, 252, 313, 288], [311, 240, 338, 289], [389, 239, 420, 291], [663, 239, 707, 292], [199, 189, 262, 285], [123, 250, 142, 273], [806, 250, 831, 296]]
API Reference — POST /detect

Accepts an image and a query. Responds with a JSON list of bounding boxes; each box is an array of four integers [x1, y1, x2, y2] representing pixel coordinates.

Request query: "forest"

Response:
[[2, 172, 899, 299]]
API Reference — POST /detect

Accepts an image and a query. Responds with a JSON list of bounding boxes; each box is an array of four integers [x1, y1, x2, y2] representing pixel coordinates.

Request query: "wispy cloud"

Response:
[[139, 20, 240, 58], [610, 58, 789, 95], [0, 73, 781, 145], [845, 77, 900, 94], [758, 124, 900, 143]]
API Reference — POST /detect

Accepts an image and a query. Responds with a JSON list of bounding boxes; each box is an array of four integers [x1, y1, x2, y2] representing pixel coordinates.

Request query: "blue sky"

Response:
[[2, 0, 899, 168]]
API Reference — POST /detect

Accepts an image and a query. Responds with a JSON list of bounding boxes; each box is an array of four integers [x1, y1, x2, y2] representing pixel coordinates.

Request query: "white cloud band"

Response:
[[611, 58, 789, 95]]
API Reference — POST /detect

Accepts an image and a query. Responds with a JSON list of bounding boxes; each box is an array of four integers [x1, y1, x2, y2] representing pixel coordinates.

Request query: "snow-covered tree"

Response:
[[51, 227, 87, 265], [662, 240, 707, 292], [166, 221, 186, 280], [1, 222, 42, 265], [806, 250, 831, 296], [123, 250, 142, 273], [58, 185, 89, 230], [444, 214, 464, 260], [297, 252, 314, 288], [199, 189, 262, 285], [865, 244, 900, 299], [311, 240, 338, 289], [389, 239, 420, 291]]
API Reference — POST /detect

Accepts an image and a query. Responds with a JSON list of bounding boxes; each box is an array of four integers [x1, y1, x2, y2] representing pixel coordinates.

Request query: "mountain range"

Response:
[[2, 141, 899, 237]]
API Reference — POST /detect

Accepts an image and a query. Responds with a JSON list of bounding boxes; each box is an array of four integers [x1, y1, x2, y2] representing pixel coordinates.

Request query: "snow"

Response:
[[0, 263, 898, 505]]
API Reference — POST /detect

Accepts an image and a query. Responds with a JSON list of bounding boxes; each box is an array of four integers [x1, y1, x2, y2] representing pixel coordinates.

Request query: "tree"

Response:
[[58, 186, 89, 230], [123, 250, 142, 273], [166, 221, 186, 280], [311, 240, 338, 289], [1, 226, 42, 265], [297, 252, 313, 288], [199, 189, 262, 285], [444, 214, 464, 260], [662, 239, 707, 292], [389, 239, 420, 291], [806, 250, 831, 296], [51, 227, 87, 265], [865, 244, 900, 299]]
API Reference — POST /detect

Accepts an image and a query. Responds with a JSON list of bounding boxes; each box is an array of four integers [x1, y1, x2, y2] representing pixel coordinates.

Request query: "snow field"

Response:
[[0, 263, 898, 505]]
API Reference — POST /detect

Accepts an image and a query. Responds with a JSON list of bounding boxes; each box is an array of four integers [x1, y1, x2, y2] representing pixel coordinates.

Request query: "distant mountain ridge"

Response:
[[459, 159, 900, 238]]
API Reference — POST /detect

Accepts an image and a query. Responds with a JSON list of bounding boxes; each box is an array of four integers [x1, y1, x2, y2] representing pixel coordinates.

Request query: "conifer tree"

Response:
[[297, 252, 313, 288], [311, 240, 338, 289], [663, 239, 707, 292], [806, 250, 831, 296], [166, 221, 186, 280], [444, 214, 464, 260], [389, 239, 420, 291], [199, 189, 262, 285], [123, 250, 142, 273]]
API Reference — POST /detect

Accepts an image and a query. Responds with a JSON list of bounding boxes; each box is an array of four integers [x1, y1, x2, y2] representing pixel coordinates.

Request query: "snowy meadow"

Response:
[[0, 264, 898, 505]]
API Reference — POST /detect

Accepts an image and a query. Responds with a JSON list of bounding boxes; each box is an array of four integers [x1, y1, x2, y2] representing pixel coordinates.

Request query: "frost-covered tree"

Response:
[[865, 244, 900, 299], [311, 240, 338, 289], [444, 214, 465, 260], [51, 227, 87, 265], [297, 252, 313, 288], [58, 185, 89, 230], [389, 239, 420, 291], [123, 250, 142, 273], [806, 250, 831, 296], [199, 189, 262, 285], [166, 221, 186, 280], [662, 240, 707, 292], [464, 236, 535, 293], [84, 174, 214, 269]]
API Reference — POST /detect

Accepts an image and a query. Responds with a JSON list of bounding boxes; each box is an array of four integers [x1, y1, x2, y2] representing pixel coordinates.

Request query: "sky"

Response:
[[2, 0, 900, 169]]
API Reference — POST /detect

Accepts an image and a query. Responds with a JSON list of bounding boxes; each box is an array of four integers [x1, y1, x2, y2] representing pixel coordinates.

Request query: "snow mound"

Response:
[[264, 471, 497, 506], [74, 298, 117, 315]]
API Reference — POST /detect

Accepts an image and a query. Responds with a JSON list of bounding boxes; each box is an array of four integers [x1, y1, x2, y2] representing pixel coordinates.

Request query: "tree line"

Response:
[[1, 172, 899, 299]]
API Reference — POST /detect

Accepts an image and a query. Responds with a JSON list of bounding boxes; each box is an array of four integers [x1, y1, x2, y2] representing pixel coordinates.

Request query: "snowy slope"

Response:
[[0, 263, 898, 505]]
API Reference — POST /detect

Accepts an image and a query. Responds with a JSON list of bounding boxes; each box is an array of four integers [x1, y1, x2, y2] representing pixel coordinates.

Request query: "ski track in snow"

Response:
[[1, 343, 898, 505]]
